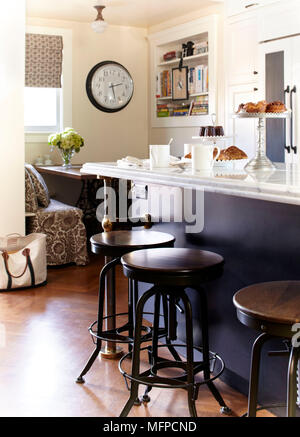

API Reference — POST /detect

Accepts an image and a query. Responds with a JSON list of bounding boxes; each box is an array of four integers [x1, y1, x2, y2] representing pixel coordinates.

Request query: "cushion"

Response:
[[26, 199, 89, 266], [25, 168, 38, 213], [25, 164, 50, 208]]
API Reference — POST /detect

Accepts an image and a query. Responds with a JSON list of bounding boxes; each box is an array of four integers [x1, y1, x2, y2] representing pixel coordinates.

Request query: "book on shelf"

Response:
[[188, 65, 208, 95], [156, 63, 208, 100], [156, 101, 193, 118], [157, 103, 170, 117], [157, 70, 172, 98], [195, 65, 208, 94], [189, 95, 209, 116], [156, 95, 208, 118], [173, 104, 190, 116]]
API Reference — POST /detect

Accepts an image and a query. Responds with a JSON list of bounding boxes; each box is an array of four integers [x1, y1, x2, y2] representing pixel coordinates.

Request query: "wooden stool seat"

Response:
[[121, 248, 224, 287], [234, 281, 300, 338], [233, 281, 300, 417], [90, 230, 175, 257]]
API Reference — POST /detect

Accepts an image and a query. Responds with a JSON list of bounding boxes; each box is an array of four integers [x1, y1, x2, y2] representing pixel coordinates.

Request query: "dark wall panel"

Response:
[[142, 191, 300, 409]]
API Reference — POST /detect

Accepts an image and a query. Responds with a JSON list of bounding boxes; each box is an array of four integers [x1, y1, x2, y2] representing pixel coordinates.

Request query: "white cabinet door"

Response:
[[226, 0, 280, 17], [258, 0, 300, 43], [227, 83, 258, 159], [227, 16, 259, 85]]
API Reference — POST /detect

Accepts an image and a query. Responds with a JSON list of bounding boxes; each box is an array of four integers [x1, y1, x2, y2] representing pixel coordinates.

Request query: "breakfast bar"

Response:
[[82, 161, 300, 407]]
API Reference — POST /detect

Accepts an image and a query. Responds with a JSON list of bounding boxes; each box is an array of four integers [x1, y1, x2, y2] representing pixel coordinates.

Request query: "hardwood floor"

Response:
[[0, 254, 273, 417]]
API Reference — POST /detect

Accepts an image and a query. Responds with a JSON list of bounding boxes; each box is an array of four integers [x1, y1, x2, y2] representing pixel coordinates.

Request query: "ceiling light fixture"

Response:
[[91, 5, 108, 34]]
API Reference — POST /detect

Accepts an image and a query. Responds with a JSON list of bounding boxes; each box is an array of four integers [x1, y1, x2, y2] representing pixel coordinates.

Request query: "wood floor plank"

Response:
[[0, 254, 273, 417]]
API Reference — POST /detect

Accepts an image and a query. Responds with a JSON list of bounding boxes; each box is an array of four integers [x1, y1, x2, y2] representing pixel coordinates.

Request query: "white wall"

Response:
[[25, 17, 149, 165], [0, 2, 25, 235], [148, 4, 225, 157]]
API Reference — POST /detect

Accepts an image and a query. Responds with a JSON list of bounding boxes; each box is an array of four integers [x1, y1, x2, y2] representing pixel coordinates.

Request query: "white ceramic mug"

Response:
[[184, 144, 193, 157], [192, 144, 220, 171], [149, 145, 170, 169]]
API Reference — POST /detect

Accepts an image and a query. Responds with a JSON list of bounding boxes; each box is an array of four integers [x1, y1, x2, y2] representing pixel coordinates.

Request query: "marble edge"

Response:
[[81, 163, 300, 206]]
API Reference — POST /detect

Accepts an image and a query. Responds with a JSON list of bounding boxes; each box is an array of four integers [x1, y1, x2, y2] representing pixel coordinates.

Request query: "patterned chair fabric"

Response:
[[26, 199, 89, 267], [25, 168, 38, 213], [25, 164, 50, 208]]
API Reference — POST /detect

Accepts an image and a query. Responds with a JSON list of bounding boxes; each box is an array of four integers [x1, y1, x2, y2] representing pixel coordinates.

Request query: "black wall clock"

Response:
[[86, 61, 134, 113]]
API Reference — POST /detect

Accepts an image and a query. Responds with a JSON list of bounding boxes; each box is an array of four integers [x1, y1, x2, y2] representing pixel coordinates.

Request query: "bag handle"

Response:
[[5, 233, 22, 238], [2, 249, 31, 279]]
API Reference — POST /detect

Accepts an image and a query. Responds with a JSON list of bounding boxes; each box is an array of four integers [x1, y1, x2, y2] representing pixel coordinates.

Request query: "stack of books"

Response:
[[157, 102, 191, 118], [189, 95, 209, 116], [173, 104, 190, 117], [157, 103, 169, 117]]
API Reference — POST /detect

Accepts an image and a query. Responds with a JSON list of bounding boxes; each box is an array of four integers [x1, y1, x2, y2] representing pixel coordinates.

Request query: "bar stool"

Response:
[[118, 247, 231, 417], [233, 281, 300, 417], [76, 230, 175, 384]]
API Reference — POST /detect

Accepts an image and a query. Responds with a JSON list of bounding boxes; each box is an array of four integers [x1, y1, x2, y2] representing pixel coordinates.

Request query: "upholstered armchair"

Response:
[[25, 164, 88, 266]]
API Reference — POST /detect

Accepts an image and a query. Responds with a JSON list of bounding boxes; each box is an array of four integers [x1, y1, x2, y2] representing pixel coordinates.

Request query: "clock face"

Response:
[[86, 61, 134, 113]]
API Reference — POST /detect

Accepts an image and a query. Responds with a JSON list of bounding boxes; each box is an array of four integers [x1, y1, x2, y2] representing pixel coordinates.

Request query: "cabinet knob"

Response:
[[254, 87, 258, 91], [253, 71, 258, 75]]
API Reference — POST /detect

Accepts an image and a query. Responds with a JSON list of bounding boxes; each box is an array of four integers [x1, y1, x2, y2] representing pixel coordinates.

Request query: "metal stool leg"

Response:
[[198, 288, 231, 414], [181, 292, 197, 417], [141, 292, 161, 403], [76, 258, 119, 383], [128, 279, 134, 354], [247, 333, 271, 417], [120, 286, 158, 417], [287, 346, 300, 417], [133, 280, 139, 321], [163, 294, 183, 362]]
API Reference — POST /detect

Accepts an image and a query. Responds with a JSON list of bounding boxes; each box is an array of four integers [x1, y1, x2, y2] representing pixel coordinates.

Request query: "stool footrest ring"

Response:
[[119, 343, 225, 390], [89, 313, 166, 344]]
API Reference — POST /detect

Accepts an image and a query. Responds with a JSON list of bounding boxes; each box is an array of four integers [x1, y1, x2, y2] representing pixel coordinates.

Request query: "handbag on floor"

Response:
[[0, 233, 47, 291]]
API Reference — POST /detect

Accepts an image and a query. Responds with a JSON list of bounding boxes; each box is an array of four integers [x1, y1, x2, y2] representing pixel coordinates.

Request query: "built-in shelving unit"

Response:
[[157, 52, 209, 67], [148, 15, 218, 128]]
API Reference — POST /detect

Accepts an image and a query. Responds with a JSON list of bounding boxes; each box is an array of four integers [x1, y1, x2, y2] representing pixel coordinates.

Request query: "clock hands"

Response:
[[108, 82, 124, 101], [111, 85, 116, 100], [108, 82, 118, 100], [109, 83, 123, 88]]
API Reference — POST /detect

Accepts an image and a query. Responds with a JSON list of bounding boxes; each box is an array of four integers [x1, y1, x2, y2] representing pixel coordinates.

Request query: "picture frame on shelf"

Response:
[[172, 66, 189, 101]]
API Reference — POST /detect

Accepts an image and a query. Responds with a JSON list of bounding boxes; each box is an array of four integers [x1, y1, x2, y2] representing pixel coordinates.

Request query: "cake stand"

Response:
[[192, 135, 232, 144], [232, 112, 291, 172]]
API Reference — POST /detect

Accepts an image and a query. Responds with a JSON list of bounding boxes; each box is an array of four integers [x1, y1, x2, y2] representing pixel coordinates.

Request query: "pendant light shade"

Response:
[[91, 5, 108, 34]]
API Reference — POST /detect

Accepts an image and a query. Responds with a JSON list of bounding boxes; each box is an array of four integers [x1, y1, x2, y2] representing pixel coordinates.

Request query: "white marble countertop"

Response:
[[81, 162, 300, 206]]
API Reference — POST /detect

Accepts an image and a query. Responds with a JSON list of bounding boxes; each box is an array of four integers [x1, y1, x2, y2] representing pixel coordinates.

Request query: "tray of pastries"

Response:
[[233, 100, 290, 118]]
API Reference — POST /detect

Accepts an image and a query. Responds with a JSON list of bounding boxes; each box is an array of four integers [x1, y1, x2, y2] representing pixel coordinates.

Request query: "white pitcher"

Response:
[[192, 144, 220, 171]]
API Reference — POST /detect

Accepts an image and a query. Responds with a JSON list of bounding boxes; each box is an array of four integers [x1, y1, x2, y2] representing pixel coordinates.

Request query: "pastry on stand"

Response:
[[233, 100, 290, 172]]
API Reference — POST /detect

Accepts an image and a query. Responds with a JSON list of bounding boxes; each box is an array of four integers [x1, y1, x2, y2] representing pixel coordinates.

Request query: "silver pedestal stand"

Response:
[[232, 112, 291, 172]]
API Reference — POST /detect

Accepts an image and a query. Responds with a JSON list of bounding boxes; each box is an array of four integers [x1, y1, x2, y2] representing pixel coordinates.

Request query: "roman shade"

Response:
[[25, 33, 63, 88]]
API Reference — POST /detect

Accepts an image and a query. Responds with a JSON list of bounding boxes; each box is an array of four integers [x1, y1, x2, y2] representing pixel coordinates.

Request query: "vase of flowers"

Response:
[[48, 128, 84, 168]]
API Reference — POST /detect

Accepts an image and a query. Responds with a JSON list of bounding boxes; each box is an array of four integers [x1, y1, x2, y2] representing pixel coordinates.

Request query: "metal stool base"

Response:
[[100, 345, 123, 359], [119, 343, 225, 391]]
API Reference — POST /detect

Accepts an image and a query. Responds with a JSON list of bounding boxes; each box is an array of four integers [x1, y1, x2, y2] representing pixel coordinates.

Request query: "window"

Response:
[[24, 87, 62, 133], [25, 26, 72, 141]]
